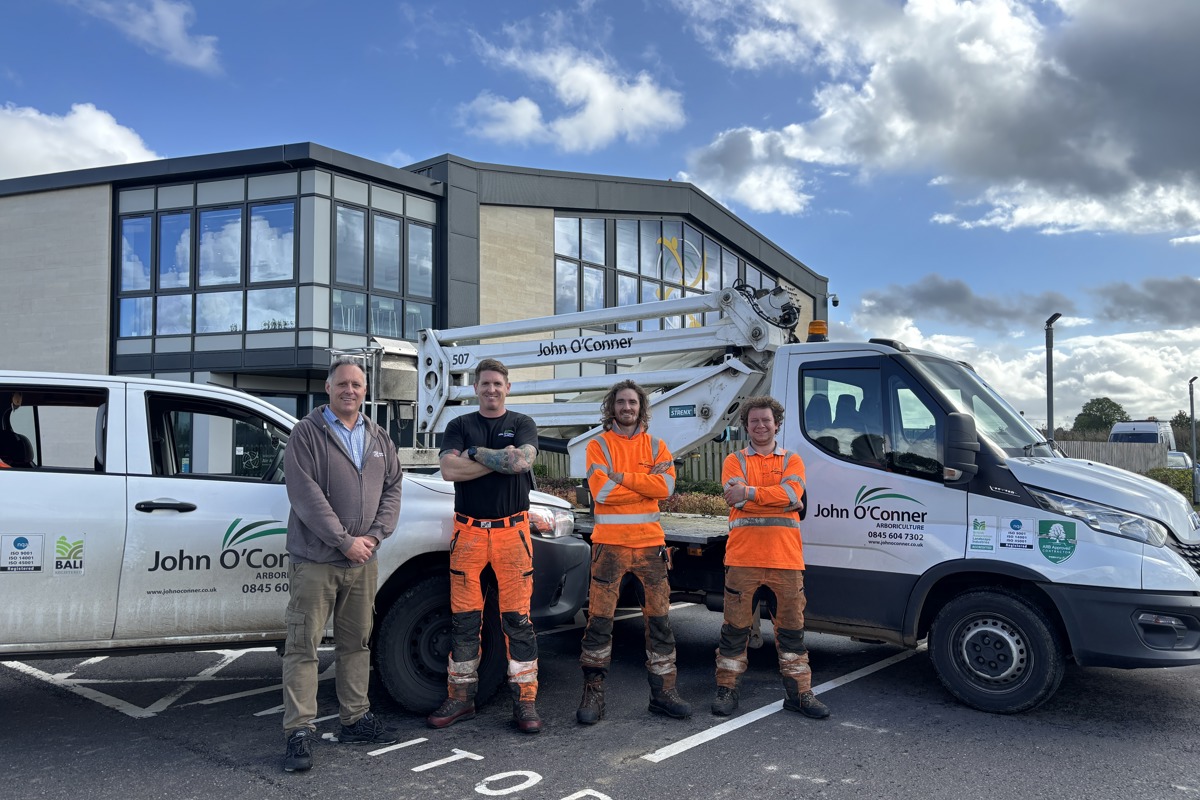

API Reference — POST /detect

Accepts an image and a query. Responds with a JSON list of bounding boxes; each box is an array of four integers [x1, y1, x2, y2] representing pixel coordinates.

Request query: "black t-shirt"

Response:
[[441, 410, 538, 519]]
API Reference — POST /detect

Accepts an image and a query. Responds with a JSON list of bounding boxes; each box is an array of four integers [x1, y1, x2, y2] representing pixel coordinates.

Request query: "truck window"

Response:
[[145, 394, 289, 482], [803, 367, 945, 481], [0, 386, 107, 471], [802, 369, 884, 467]]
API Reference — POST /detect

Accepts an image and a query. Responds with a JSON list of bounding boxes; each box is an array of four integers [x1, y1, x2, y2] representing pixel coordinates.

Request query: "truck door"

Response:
[[0, 378, 126, 645], [118, 387, 292, 639], [782, 355, 967, 637]]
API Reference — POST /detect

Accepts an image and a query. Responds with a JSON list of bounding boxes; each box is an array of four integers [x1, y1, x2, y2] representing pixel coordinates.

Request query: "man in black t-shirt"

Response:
[[426, 358, 542, 734]]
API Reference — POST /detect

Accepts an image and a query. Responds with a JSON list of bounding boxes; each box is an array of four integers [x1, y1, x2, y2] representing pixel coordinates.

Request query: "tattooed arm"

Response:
[[475, 444, 537, 474], [439, 444, 537, 481]]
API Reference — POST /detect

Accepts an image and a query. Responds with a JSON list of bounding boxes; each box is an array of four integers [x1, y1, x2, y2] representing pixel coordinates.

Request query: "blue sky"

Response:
[[3, 0, 1200, 430]]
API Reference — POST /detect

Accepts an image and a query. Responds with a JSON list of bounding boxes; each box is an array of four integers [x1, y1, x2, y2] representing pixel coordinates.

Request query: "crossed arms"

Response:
[[440, 444, 537, 482]]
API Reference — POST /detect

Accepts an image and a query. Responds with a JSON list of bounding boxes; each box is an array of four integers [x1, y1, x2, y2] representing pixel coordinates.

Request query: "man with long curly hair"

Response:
[[576, 379, 692, 724]]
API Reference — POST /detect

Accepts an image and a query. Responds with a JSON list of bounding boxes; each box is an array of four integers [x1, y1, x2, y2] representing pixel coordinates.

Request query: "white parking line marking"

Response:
[[538, 603, 695, 636], [184, 662, 336, 709], [640, 649, 916, 763], [369, 737, 427, 756], [2, 660, 157, 718], [412, 749, 484, 772]]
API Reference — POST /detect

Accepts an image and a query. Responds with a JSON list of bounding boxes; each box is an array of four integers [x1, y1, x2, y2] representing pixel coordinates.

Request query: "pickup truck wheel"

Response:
[[375, 574, 505, 714], [929, 588, 1064, 714]]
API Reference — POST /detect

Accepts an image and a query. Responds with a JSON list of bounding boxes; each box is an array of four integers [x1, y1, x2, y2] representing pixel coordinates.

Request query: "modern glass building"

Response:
[[0, 143, 828, 432]]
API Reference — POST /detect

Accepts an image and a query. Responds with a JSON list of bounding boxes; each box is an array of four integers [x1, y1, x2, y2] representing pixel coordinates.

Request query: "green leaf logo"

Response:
[[854, 484, 924, 507], [222, 518, 287, 549], [56, 536, 83, 559]]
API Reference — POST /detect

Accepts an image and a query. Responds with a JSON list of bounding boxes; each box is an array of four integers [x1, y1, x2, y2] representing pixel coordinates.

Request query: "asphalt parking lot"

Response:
[[6, 602, 1200, 800]]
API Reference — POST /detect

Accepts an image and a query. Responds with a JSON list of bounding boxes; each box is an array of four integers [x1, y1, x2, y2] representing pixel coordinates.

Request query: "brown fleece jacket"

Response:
[[284, 406, 403, 566]]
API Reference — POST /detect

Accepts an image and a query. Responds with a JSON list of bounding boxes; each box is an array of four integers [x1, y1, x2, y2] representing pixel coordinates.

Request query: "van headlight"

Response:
[[1027, 488, 1169, 547], [528, 504, 574, 539]]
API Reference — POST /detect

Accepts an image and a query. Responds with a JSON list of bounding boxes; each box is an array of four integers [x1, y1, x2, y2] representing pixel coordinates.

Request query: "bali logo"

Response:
[[1038, 520, 1077, 564], [55, 535, 84, 574], [972, 518, 987, 531]]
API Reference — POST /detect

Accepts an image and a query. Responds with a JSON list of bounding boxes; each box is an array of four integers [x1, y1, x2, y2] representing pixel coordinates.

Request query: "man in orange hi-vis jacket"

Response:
[[576, 379, 692, 724], [712, 395, 831, 721]]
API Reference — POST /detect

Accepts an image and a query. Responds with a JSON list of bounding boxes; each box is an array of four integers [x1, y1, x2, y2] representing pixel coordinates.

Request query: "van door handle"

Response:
[[135, 500, 198, 513]]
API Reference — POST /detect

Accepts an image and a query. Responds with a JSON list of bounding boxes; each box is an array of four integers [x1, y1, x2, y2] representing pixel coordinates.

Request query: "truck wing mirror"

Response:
[[944, 411, 979, 485]]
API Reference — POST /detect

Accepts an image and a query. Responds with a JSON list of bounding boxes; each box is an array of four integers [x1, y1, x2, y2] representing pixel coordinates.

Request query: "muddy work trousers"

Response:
[[447, 512, 538, 702], [580, 543, 678, 691], [715, 566, 812, 695]]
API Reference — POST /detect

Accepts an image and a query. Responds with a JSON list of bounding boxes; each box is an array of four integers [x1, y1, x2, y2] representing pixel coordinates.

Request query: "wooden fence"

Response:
[[537, 440, 1173, 483]]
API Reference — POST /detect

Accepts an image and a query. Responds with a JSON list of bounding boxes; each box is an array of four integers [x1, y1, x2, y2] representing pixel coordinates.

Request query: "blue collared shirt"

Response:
[[322, 406, 366, 470]]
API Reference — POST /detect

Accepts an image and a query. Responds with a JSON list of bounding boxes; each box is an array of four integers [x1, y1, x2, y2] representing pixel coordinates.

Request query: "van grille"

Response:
[[1167, 538, 1200, 577]]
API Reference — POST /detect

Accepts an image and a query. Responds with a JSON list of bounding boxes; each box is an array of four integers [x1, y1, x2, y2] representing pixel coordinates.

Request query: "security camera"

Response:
[[829, 294, 840, 308]]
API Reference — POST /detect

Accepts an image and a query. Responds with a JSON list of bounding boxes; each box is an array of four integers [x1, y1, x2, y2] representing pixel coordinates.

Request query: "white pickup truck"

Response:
[[0, 371, 591, 712]]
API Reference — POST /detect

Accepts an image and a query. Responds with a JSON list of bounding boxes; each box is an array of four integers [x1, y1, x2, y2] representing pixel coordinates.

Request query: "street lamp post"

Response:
[[1190, 376, 1198, 504], [1045, 313, 1062, 441]]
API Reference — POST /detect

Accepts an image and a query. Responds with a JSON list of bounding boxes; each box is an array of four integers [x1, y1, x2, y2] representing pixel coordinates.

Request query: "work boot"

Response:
[[282, 728, 313, 773], [783, 689, 830, 719], [510, 684, 542, 734], [426, 696, 476, 729], [711, 686, 739, 717], [338, 711, 398, 744], [576, 677, 606, 725], [648, 687, 692, 719]]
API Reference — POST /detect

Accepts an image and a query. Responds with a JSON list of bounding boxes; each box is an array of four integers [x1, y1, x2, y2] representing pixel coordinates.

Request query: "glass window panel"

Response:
[[616, 219, 637, 273], [370, 296, 401, 338], [249, 202, 295, 283], [373, 214, 402, 294], [555, 259, 578, 315], [158, 213, 191, 289], [581, 218, 605, 265], [196, 290, 243, 333], [332, 289, 366, 333], [120, 217, 152, 291], [617, 274, 638, 331], [555, 217, 580, 259], [156, 294, 192, 336], [119, 296, 152, 337], [662, 221, 684, 284], [407, 223, 434, 298], [198, 208, 243, 286], [404, 301, 433, 340], [746, 264, 762, 290], [639, 220, 660, 278], [335, 205, 366, 286], [682, 224, 703, 289], [640, 281, 661, 331], [722, 248, 739, 289], [247, 287, 296, 330], [583, 266, 604, 311], [703, 237, 719, 292]]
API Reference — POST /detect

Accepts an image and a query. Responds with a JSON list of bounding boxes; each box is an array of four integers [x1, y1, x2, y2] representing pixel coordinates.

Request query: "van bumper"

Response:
[[1043, 583, 1200, 667], [530, 534, 591, 628]]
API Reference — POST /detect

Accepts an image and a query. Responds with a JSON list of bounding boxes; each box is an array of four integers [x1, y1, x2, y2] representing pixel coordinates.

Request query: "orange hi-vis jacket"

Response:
[[722, 445, 807, 570], [586, 428, 676, 548]]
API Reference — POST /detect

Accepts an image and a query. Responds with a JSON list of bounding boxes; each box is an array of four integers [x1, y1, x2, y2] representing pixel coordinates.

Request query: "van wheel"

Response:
[[929, 588, 1064, 714], [375, 574, 505, 714]]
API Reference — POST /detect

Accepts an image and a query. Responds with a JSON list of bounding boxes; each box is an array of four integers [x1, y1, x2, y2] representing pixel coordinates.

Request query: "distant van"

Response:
[[1109, 420, 1176, 449]]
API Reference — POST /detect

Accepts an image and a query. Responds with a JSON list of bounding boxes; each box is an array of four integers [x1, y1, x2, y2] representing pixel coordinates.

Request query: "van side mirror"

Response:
[[944, 411, 979, 485]]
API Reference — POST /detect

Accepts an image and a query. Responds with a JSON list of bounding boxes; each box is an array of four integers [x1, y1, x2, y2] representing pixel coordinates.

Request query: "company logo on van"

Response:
[[813, 485, 927, 522], [55, 535, 84, 575], [148, 518, 287, 573], [1038, 520, 1077, 564]]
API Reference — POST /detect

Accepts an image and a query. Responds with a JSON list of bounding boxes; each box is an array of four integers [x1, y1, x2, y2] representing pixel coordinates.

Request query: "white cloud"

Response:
[[0, 103, 160, 179], [676, 127, 812, 214], [68, 0, 220, 74], [1170, 234, 1200, 246], [838, 303, 1200, 428], [671, 0, 1200, 237], [461, 40, 685, 152]]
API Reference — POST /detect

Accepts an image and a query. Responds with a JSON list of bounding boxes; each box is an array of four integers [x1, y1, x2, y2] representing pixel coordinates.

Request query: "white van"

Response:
[[1110, 420, 1176, 450]]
